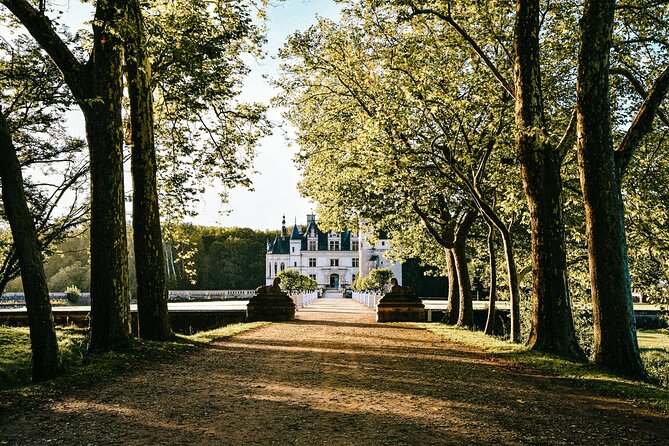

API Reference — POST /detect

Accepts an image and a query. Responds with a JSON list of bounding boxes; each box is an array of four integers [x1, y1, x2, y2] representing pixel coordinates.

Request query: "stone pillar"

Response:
[[247, 277, 296, 322], [376, 278, 425, 322]]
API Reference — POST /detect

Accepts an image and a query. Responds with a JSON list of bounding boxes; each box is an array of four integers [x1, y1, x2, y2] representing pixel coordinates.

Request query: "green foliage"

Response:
[[64, 286, 81, 304], [352, 268, 393, 292], [143, 0, 272, 222], [165, 225, 276, 290], [0, 34, 88, 293], [276, 269, 318, 292]]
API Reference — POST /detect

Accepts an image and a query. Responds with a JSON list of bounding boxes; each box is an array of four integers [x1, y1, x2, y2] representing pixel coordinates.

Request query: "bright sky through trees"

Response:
[[9, 0, 341, 231], [196, 0, 342, 230]]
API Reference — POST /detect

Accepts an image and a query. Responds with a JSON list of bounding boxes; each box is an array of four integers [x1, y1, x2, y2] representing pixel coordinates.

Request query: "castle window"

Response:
[[268, 263, 272, 277], [352, 258, 359, 267], [280, 262, 285, 271], [352, 240, 359, 251], [329, 240, 340, 251], [330, 259, 339, 267], [292, 246, 295, 253], [308, 240, 317, 251], [309, 274, 317, 280], [294, 262, 297, 267], [309, 258, 316, 267], [274, 263, 277, 274]]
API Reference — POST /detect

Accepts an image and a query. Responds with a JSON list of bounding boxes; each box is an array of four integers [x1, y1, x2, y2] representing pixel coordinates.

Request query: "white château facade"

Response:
[[266, 214, 402, 290]]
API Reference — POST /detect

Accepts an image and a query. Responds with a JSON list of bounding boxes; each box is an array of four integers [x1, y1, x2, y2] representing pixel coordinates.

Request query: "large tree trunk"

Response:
[[1, 0, 132, 353], [453, 242, 472, 327], [515, 0, 584, 359], [576, 0, 645, 378], [85, 1, 132, 353], [484, 223, 497, 336], [445, 247, 460, 324], [454, 212, 476, 328], [0, 112, 60, 381], [126, 0, 172, 341]]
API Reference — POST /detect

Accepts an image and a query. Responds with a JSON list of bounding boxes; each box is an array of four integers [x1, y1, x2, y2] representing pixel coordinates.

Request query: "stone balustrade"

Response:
[[352, 291, 382, 309], [291, 291, 318, 308], [167, 290, 256, 301]]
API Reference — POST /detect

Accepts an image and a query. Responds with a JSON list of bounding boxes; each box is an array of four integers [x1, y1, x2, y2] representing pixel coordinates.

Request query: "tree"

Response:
[[277, 5, 529, 333], [0, 111, 60, 381], [0, 32, 92, 380], [357, 268, 394, 292], [2, 0, 133, 352], [0, 35, 88, 295], [398, 0, 584, 358], [277, 269, 318, 292], [125, 0, 172, 341], [575, 0, 669, 377]]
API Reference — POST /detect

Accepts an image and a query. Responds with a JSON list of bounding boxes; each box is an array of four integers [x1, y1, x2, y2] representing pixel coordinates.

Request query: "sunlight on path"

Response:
[[2, 299, 668, 445], [296, 297, 375, 323]]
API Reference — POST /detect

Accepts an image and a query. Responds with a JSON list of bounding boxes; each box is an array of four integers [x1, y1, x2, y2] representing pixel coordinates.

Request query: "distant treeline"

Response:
[[4, 226, 278, 295], [4, 225, 449, 296]]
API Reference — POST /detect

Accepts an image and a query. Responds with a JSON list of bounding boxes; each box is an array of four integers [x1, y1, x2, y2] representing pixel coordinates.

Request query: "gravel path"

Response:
[[2, 298, 667, 445]]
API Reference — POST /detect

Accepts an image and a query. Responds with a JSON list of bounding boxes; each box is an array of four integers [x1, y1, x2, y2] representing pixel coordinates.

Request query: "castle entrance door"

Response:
[[329, 273, 340, 289]]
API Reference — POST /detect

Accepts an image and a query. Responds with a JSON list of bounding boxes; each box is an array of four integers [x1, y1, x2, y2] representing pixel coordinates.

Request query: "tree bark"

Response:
[[484, 222, 497, 336], [126, 0, 172, 340], [515, 0, 584, 359], [0, 111, 60, 381], [445, 247, 460, 324], [84, 1, 132, 352], [3, 0, 132, 353], [576, 0, 645, 377], [454, 212, 476, 328]]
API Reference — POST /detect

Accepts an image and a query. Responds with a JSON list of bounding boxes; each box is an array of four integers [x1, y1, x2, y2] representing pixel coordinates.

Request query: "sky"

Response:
[[192, 0, 342, 230], [6, 0, 341, 232]]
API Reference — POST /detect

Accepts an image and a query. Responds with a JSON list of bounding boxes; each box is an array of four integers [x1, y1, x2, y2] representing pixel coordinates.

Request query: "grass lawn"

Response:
[[422, 324, 669, 412], [0, 322, 268, 412]]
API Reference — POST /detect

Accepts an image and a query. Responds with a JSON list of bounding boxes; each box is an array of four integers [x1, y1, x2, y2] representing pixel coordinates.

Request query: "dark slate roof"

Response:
[[269, 235, 290, 254], [290, 224, 301, 240], [268, 215, 364, 252]]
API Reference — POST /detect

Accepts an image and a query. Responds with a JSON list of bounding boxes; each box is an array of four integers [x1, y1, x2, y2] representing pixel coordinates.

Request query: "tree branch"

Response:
[[611, 66, 669, 127], [407, 3, 516, 98], [616, 65, 669, 174], [1, 0, 84, 98], [556, 107, 577, 161]]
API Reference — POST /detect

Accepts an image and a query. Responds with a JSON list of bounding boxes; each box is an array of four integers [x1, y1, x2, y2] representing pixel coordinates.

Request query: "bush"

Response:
[[352, 268, 393, 292], [276, 270, 318, 292], [65, 285, 81, 304]]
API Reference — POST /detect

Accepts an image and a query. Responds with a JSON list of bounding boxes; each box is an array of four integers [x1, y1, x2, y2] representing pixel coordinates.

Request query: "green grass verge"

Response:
[[0, 322, 268, 412], [421, 324, 669, 412]]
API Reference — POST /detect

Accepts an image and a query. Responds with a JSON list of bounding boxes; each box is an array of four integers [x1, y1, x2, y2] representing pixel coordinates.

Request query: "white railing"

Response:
[[352, 291, 382, 309], [167, 290, 255, 301], [291, 291, 318, 308]]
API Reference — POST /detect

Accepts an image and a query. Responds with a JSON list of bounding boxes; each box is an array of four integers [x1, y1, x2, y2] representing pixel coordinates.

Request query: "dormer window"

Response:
[[329, 240, 340, 251], [308, 240, 317, 251]]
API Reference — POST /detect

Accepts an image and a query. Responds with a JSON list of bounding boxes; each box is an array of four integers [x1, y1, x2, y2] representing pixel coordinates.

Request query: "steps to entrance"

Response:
[[321, 289, 343, 299], [296, 296, 375, 323]]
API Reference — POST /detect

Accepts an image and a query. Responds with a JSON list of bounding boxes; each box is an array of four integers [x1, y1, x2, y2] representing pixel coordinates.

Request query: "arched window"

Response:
[[268, 263, 272, 277], [280, 262, 285, 272], [274, 263, 277, 275]]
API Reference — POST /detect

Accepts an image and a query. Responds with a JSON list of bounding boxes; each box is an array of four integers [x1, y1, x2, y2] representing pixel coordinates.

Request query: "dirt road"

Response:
[[2, 298, 667, 445]]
